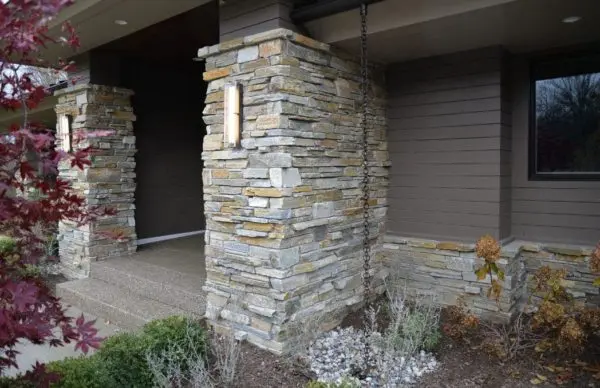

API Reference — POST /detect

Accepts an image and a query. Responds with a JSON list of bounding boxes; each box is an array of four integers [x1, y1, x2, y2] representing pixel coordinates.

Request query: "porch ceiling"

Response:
[[43, 0, 212, 61], [305, 0, 600, 63]]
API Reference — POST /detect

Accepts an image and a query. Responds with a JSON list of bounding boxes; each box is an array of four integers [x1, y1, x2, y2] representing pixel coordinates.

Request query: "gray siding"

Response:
[[386, 47, 511, 241], [219, 0, 297, 42], [510, 57, 600, 245]]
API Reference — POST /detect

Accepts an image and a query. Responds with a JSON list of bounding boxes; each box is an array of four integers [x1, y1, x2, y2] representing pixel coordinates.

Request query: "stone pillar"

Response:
[[54, 84, 137, 279], [198, 29, 390, 353]]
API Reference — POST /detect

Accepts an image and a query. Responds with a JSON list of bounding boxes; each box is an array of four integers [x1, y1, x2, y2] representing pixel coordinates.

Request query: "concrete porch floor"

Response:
[[133, 234, 207, 279], [57, 235, 207, 330]]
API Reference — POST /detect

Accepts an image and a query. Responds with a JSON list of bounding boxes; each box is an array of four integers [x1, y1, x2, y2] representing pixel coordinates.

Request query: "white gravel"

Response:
[[309, 327, 438, 387]]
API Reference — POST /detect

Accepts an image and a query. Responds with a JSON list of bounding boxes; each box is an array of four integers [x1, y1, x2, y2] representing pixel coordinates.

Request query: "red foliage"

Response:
[[1, 0, 111, 382]]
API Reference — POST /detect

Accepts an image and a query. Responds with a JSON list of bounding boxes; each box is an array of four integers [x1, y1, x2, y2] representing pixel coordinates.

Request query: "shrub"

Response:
[[98, 316, 207, 388], [46, 356, 114, 388], [0, 236, 15, 255], [145, 317, 241, 388], [305, 377, 361, 388], [441, 298, 479, 341], [143, 315, 207, 365], [96, 332, 153, 388]]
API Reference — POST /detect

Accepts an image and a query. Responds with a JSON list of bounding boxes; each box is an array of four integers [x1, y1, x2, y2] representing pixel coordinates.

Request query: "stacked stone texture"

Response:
[[55, 84, 137, 279], [198, 29, 390, 353], [382, 236, 597, 322]]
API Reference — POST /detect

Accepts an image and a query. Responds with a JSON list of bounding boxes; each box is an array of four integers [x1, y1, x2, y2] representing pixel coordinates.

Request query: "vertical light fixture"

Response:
[[223, 82, 241, 148], [57, 114, 72, 152]]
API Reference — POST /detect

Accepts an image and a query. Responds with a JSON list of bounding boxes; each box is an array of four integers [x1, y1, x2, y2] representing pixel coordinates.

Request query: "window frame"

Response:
[[528, 50, 600, 181]]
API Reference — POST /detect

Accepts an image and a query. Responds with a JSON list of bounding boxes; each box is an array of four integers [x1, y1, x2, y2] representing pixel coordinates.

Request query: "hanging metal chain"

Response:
[[359, 2, 374, 375], [360, 2, 372, 310]]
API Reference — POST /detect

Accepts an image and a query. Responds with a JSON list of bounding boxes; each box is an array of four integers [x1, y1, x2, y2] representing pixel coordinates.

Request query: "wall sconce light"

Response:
[[223, 82, 241, 148], [57, 114, 72, 152]]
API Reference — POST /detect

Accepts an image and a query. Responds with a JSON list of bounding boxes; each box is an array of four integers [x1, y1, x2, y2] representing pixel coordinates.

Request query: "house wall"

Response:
[[509, 56, 600, 246], [219, 0, 297, 42], [120, 59, 206, 240], [385, 47, 511, 242]]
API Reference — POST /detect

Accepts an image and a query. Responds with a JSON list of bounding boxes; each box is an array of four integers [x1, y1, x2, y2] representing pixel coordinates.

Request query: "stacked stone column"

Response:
[[54, 84, 137, 279], [198, 29, 390, 353]]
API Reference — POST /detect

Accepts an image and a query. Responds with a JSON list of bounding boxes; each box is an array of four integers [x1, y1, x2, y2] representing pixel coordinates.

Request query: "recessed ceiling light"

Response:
[[562, 16, 581, 24], [114, 20, 128, 26]]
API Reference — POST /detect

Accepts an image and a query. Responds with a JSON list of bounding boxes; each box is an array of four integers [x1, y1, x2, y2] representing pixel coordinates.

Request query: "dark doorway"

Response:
[[92, 1, 219, 240]]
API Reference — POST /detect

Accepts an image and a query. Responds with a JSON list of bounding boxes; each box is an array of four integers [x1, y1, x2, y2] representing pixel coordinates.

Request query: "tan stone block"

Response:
[[319, 139, 337, 148], [340, 158, 361, 166], [212, 169, 229, 179], [243, 187, 289, 197], [248, 84, 267, 92], [251, 316, 273, 333], [436, 242, 474, 252], [343, 207, 362, 216], [407, 239, 437, 249], [243, 222, 275, 232], [205, 91, 224, 103], [293, 186, 312, 193], [203, 66, 232, 81], [219, 37, 244, 51], [293, 34, 330, 52], [238, 236, 282, 248], [316, 190, 343, 201], [278, 57, 300, 67], [259, 40, 283, 57], [241, 58, 269, 72], [545, 246, 587, 257], [256, 114, 283, 130]]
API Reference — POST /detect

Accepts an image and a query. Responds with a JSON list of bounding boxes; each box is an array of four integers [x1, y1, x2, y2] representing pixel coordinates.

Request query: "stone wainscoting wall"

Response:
[[382, 235, 597, 322], [55, 84, 137, 278], [198, 28, 390, 353]]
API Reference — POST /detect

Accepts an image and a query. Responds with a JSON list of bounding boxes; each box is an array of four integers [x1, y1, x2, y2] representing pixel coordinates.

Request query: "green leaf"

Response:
[[497, 270, 505, 281], [475, 266, 488, 280], [593, 278, 600, 287]]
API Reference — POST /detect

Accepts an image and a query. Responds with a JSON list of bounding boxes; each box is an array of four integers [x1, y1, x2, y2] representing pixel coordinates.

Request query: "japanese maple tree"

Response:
[[1, 0, 111, 384]]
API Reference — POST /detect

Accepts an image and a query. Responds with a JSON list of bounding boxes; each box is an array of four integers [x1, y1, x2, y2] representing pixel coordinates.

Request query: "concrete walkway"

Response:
[[4, 306, 122, 377]]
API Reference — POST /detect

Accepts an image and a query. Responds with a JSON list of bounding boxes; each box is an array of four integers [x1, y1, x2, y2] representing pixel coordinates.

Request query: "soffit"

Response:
[[305, 0, 600, 63], [41, 0, 211, 61]]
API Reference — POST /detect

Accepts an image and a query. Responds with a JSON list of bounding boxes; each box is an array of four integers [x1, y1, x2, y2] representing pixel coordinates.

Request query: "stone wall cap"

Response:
[[384, 235, 595, 257], [196, 28, 331, 60], [54, 83, 134, 97]]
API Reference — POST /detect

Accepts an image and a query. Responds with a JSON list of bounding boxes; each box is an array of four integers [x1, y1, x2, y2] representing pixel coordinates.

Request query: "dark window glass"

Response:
[[533, 70, 600, 178]]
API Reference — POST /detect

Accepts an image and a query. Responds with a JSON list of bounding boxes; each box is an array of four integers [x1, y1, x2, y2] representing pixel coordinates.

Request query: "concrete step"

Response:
[[90, 258, 206, 317], [56, 278, 190, 331]]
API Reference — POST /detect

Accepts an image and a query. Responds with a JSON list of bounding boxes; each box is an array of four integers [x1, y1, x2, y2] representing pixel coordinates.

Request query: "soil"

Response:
[[228, 300, 600, 388], [233, 343, 311, 388]]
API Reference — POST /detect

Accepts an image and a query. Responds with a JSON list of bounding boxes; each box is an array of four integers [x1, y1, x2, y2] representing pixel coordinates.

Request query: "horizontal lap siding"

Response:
[[219, 0, 296, 42], [386, 47, 508, 241], [510, 57, 600, 245]]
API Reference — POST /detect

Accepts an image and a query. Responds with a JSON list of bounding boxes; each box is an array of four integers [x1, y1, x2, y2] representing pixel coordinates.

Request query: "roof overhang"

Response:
[[41, 0, 212, 61], [303, 0, 600, 63]]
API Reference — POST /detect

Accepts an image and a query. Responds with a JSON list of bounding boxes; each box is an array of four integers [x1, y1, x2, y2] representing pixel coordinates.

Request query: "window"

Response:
[[530, 53, 600, 180]]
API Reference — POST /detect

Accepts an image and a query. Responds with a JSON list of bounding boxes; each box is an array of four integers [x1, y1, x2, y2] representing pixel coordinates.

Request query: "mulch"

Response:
[[230, 302, 600, 388]]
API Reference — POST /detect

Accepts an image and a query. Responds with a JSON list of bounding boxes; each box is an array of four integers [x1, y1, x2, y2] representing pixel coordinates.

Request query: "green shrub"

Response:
[[0, 235, 16, 255], [46, 355, 114, 388], [142, 315, 207, 361], [0, 376, 36, 388], [97, 332, 153, 388], [305, 377, 361, 388], [97, 316, 207, 388], [400, 310, 442, 351]]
